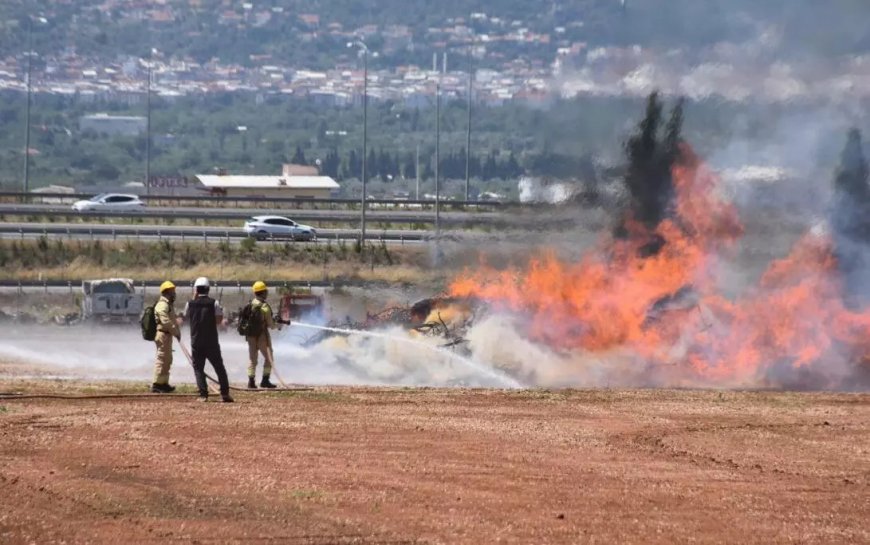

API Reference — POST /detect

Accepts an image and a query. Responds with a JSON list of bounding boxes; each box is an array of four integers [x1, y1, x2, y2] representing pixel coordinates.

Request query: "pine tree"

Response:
[[322, 149, 341, 179], [833, 128, 869, 204], [345, 149, 361, 179], [483, 151, 498, 181], [403, 152, 416, 180], [367, 148, 379, 180], [378, 148, 392, 180], [291, 145, 307, 165], [830, 128, 870, 309], [505, 151, 522, 179], [621, 91, 684, 231]]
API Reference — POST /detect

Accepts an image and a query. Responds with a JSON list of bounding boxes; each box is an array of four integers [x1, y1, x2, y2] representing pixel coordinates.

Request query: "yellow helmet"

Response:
[[252, 281, 268, 293], [160, 280, 176, 293]]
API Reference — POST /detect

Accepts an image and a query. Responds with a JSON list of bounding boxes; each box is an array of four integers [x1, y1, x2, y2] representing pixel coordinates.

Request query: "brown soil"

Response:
[[0, 383, 868, 544]]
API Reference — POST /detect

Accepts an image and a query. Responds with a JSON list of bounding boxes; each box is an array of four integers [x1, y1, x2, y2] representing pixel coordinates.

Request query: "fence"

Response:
[[0, 191, 512, 212], [0, 224, 424, 243]]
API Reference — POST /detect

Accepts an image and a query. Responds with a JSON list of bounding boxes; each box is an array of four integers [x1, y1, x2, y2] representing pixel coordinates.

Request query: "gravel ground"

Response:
[[0, 382, 868, 544]]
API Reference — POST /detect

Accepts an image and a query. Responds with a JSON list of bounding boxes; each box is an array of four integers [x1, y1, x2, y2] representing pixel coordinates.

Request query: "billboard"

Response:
[[147, 176, 189, 189]]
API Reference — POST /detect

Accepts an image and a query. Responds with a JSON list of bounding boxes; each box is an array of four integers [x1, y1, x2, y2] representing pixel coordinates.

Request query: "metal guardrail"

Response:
[[0, 279, 378, 289], [0, 204, 510, 226], [0, 224, 426, 241], [0, 191, 512, 209]]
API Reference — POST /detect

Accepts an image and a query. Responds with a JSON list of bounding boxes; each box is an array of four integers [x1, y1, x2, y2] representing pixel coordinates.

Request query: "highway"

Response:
[[0, 203, 519, 226], [0, 222, 428, 244]]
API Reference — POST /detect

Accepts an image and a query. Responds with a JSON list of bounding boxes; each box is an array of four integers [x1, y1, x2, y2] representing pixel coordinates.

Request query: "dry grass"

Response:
[[4, 261, 442, 283], [0, 238, 443, 284]]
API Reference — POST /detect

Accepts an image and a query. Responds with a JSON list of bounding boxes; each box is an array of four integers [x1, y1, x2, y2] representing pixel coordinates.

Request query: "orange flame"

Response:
[[450, 145, 870, 388]]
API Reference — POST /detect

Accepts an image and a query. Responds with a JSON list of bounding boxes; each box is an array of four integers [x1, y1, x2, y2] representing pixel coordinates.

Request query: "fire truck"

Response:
[[80, 278, 144, 323], [278, 288, 325, 323]]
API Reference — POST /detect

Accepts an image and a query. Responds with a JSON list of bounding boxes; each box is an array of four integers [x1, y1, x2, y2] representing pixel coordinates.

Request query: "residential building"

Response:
[[194, 170, 339, 199], [79, 113, 146, 136]]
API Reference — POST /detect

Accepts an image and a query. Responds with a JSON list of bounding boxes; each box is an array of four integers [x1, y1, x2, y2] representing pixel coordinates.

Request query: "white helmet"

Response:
[[194, 277, 210, 289]]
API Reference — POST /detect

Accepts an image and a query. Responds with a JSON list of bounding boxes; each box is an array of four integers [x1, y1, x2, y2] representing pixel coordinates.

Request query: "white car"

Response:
[[244, 215, 317, 241], [72, 193, 145, 211]]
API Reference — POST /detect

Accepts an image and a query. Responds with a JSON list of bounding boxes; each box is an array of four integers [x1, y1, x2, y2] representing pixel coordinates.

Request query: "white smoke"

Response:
[[0, 322, 522, 389]]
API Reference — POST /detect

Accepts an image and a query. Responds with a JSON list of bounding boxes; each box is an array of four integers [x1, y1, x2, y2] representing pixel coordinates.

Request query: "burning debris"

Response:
[[443, 125, 870, 390], [302, 295, 476, 349], [284, 108, 869, 391]]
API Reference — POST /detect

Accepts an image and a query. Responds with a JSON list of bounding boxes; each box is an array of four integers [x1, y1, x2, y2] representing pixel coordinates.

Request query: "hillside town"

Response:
[[2, 3, 869, 106]]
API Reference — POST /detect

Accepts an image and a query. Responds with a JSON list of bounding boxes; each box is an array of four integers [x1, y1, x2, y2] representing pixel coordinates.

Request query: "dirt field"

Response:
[[0, 383, 868, 544]]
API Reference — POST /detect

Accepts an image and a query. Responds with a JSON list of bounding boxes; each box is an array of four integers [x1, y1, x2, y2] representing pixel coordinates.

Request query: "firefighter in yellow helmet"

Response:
[[152, 280, 181, 393], [246, 280, 281, 389]]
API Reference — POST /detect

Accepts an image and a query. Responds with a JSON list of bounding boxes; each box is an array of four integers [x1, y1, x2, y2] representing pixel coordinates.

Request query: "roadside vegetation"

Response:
[[0, 236, 437, 284]]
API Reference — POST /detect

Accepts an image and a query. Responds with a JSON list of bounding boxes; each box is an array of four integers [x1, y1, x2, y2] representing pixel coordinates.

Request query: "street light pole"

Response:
[[465, 44, 473, 203], [145, 57, 152, 196], [435, 81, 441, 236], [348, 40, 371, 245], [361, 46, 368, 245], [23, 18, 33, 193]]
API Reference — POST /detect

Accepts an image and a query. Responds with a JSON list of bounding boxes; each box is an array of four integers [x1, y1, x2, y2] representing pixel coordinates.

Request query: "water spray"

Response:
[[289, 321, 523, 389]]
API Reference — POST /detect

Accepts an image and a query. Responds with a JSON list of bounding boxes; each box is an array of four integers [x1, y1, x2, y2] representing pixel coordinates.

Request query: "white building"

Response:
[[79, 113, 146, 136], [194, 171, 339, 199]]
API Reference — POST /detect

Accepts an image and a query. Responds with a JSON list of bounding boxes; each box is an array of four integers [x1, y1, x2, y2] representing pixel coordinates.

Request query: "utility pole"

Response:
[[145, 57, 152, 196], [362, 46, 368, 244], [435, 81, 441, 236], [348, 40, 371, 245], [415, 143, 420, 200], [465, 44, 474, 202], [23, 18, 33, 193]]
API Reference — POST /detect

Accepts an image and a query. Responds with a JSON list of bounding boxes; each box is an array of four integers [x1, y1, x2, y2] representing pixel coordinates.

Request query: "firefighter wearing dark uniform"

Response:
[[183, 277, 233, 403]]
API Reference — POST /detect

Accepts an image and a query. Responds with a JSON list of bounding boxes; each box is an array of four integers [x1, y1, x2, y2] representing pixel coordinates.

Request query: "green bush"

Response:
[[37, 235, 49, 253], [240, 236, 257, 253]]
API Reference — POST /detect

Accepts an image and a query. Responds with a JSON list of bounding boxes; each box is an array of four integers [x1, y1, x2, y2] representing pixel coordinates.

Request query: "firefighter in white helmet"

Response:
[[151, 280, 181, 393], [246, 280, 281, 389], [182, 277, 233, 402]]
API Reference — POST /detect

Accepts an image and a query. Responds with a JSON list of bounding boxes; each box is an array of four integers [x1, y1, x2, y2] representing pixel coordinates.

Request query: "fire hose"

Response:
[[177, 337, 308, 394], [0, 392, 204, 400], [0, 337, 311, 401]]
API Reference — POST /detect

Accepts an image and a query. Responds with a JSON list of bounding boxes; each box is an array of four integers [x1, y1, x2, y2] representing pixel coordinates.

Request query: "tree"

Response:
[[621, 91, 684, 232], [367, 148, 379, 180], [403, 152, 416, 180], [482, 151, 498, 181], [833, 128, 869, 204], [93, 160, 121, 181], [345, 149, 361, 179], [291, 145, 307, 165], [830, 128, 870, 309], [378, 148, 392, 180], [504, 151, 522, 179], [321, 148, 341, 179]]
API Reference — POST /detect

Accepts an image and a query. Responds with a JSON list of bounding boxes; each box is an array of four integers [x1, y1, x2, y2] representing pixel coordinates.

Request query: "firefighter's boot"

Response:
[[247, 377, 257, 389], [260, 375, 277, 389]]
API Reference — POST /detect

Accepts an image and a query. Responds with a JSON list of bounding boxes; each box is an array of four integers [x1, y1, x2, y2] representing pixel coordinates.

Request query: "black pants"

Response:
[[191, 344, 230, 397]]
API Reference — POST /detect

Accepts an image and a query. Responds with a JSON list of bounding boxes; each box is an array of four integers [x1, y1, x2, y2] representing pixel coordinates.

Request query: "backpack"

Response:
[[140, 303, 158, 341], [237, 302, 264, 337]]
